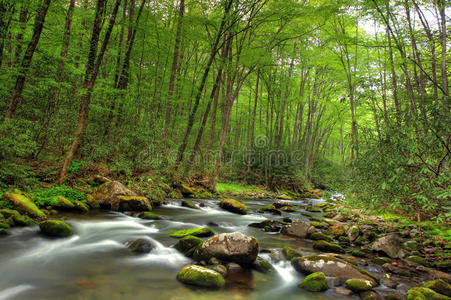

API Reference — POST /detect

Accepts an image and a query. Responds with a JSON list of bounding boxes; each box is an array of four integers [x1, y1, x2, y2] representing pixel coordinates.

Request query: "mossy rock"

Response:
[[351, 249, 367, 258], [0, 228, 8, 235], [128, 238, 153, 253], [371, 257, 391, 265], [174, 235, 204, 257], [2, 193, 45, 218], [308, 231, 333, 241], [253, 256, 274, 273], [74, 201, 89, 213], [277, 194, 293, 200], [326, 223, 345, 237], [86, 194, 100, 209], [176, 264, 225, 288], [345, 278, 376, 292], [298, 272, 328, 292], [404, 240, 418, 250], [360, 290, 384, 300], [53, 196, 75, 209], [181, 200, 199, 210], [0, 209, 21, 219], [0, 222, 9, 229], [280, 205, 295, 212], [384, 294, 404, 300], [423, 279, 451, 297], [406, 255, 425, 265], [138, 212, 162, 220], [258, 204, 281, 215], [407, 287, 451, 300], [306, 206, 322, 213], [313, 240, 345, 253], [434, 260, 451, 269], [13, 215, 36, 226], [282, 246, 302, 260], [39, 220, 72, 237], [169, 227, 214, 238], [311, 221, 327, 229], [117, 196, 152, 212], [219, 198, 247, 215], [180, 184, 195, 197]]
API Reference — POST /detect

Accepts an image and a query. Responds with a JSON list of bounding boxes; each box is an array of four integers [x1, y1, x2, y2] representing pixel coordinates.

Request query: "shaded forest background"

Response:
[[0, 0, 449, 222]]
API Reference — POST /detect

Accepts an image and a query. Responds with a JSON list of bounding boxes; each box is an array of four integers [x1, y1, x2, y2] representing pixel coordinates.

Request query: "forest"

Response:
[[0, 0, 450, 299]]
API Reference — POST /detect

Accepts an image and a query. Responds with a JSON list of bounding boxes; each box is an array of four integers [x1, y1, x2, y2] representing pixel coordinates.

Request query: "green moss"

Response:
[[0, 209, 21, 219], [0, 228, 8, 235], [86, 194, 100, 209], [13, 215, 35, 226], [169, 227, 214, 238], [423, 279, 451, 297], [406, 255, 425, 265], [254, 256, 274, 273], [2, 193, 45, 217], [0, 222, 9, 229], [311, 221, 327, 229], [258, 204, 281, 215], [308, 231, 333, 241], [216, 182, 265, 193], [345, 278, 376, 292], [31, 185, 87, 207], [176, 264, 225, 288], [352, 249, 367, 258], [407, 287, 451, 300], [138, 212, 162, 220], [174, 235, 204, 257], [306, 206, 322, 213], [434, 260, 451, 268], [298, 272, 328, 292], [282, 246, 302, 260], [181, 200, 199, 209], [39, 220, 73, 237], [53, 196, 75, 208], [219, 198, 248, 215], [371, 257, 391, 265], [313, 240, 345, 253]]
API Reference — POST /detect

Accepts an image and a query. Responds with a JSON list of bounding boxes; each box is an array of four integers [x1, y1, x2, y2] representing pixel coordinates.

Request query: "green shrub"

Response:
[[31, 185, 87, 207]]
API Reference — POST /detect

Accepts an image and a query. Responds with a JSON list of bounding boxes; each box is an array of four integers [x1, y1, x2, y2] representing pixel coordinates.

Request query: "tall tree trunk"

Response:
[[4, 0, 51, 121], [247, 69, 259, 171], [438, 0, 449, 114], [59, 0, 121, 184]]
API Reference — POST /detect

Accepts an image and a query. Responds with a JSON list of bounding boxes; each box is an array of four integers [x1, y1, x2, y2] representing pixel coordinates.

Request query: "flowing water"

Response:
[[0, 197, 360, 300]]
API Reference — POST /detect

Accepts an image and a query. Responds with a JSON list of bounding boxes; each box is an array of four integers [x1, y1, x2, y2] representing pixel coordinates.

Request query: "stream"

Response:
[[0, 197, 361, 300]]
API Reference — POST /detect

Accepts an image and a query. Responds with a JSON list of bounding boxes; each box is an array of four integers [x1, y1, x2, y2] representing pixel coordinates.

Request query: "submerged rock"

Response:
[[176, 264, 225, 288], [2, 192, 45, 218], [298, 272, 328, 292], [248, 219, 286, 232], [92, 181, 151, 211], [39, 220, 72, 237], [344, 278, 376, 292], [219, 198, 248, 215], [197, 232, 258, 265], [128, 238, 153, 253], [138, 212, 162, 220], [169, 227, 214, 238], [313, 240, 345, 253], [181, 200, 199, 209], [282, 220, 313, 238], [174, 235, 204, 257], [372, 233, 406, 258], [258, 204, 281, 215]]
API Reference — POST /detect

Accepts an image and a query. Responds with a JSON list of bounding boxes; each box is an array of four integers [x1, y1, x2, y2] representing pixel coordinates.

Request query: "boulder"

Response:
[[128, 238, 153, 253], [313, 240, 345, 253], [307, 231, 333, 241], [344, 278, 376, 292], [180, 184, 195, 197], [74, 201, 89, 213], [197, 232, 258, 265], [92, 181, 151, 211], [252, 256, 274, 273], [258, 204, 281, 215], [371, 234, 406, 258], [282, 220, 313, 238], [169, 227, 214, 238], [282, 246, 302, 260], [39, 220, 72, 237], [181, 200, 199, 210], [2, 192, 45, 218], [176, 264, 225, 288], [219, 199, 247, 215], [53, 196, 75, 209], [138, 212, 162, 220], [423, 279, 451, 297], [174, 235, 204, 257], [248, 220, 286, 232], [298, 272, 328, 292], [86, 194, 100, 209], [292, 254, 378, 284], [406, 287, 451, 300]]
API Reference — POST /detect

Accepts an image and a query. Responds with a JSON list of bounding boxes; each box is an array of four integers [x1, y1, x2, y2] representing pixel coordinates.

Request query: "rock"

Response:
[[381, 278, 398, 288], [371, 257, 392, 265], [372, 234, 406, 258], [292, 254, 378, 284], [207, 264, 227, 277], [12, 214, 35, 226], [252, 256, 274, 273], [313, 240, 345, 253], [248, 220, 286, 232], [423, 279, 451, 297], [345, 278, 377, 292], [298, 272, 328, 292], [176, 264, 225, 288], [169, 227, 214, 238], [128, 238, 153, 253], [281, 220, 313, 238], [2, 192, 45, 218], [360, 290, 384, 300], [0, 222, 9, 229], [174, 235, 204, 257], [282, 246, 302, 260], [306, 206, 322, 212], [327, 223, 346, 237], [180, 184, 195, 197], [197, 232, 258, 265], [138, 212, 162, 220], [258, 204, 281, 215], [406, 287, 451, 300], [308, 231, 333, 241], [181, 200, 199, 209], [335, 287, 353, 296], [39, 220, 72, 237], [405, 255, 425, 265], [53, 196, 75, 209], [384, 294, 404, 300], [277, 194, 293, 200], [74, 201, 89, 213], [92, 181, 151, 211], [403, 240, 418, 250], [219, 198, 247, 215], [0, 228, 7, 235], [86, 194, 100, 209], [280, 205, 295, 212], [348, 225, 360, 242]]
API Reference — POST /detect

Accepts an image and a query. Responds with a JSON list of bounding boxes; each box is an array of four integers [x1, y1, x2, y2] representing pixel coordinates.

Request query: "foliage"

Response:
[[31, 185, 87, 207]]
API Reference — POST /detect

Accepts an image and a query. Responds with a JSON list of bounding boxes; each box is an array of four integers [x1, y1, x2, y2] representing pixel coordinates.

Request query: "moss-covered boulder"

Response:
[[406, 255, 425, 265], [313, 240, 345, 253], [197, 232, 258, 265], [0, 209, 35, 226], [53, 196, 75, 209], [74, 201, 89, 213], [306, 206, 322, 213], [423, 279, 451, 297], [248, 219, 286, 232], [169, 227, 214, 238], [219, 198, 247, 215], [307, 231, 333, 241], [258, 204, 281, 215], [351, 249, 367, 258], [181, 200, 199, 210], [92, 181, 151, 211], [277, 194, 293, 200], [174, 235, 204, 257], [39, 220, 72, 237], [371, 257, 391, 265], [13, 215, 35, 226], [2, 193, 45, 218], [138, 212, 162, 220], [298, 272, 328, 292], [0, 209, 21, 219], [128, 238, 153, 253], [253, 256, 274, 273], [86, 194, 100, 209], [345, 278, 376, 292], [176, 264, 225, 288], [282, 246, 302, 260], [407, 287, 451, 300], [180, 184, 195, 197]]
